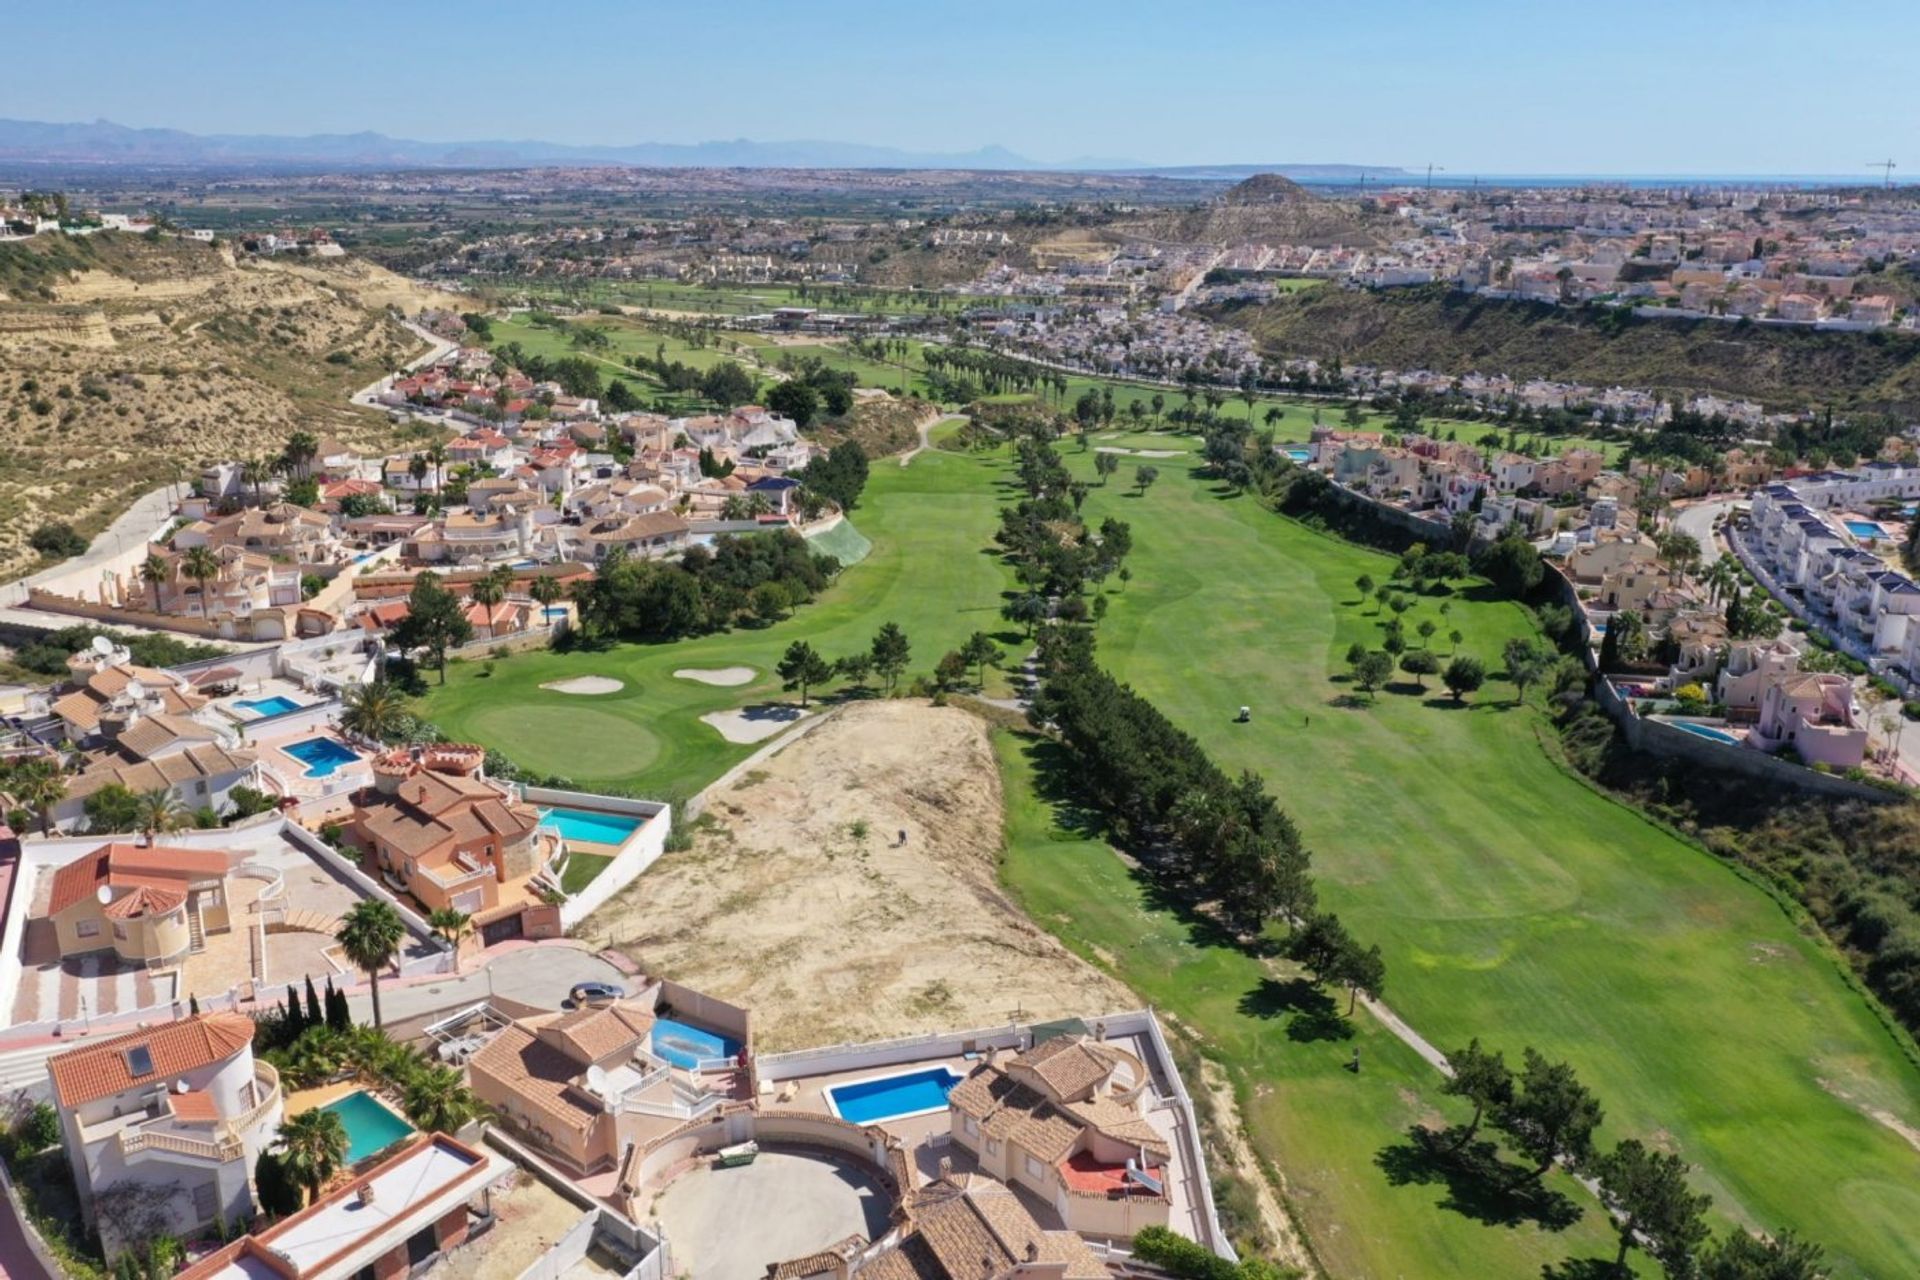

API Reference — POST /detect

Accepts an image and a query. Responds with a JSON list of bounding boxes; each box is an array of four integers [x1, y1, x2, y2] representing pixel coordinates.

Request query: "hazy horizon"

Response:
[[6, 0, 1915, 177]]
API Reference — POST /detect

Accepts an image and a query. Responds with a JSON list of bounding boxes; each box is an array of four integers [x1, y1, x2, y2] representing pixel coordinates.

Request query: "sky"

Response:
[[6, 0, 1917, 175]]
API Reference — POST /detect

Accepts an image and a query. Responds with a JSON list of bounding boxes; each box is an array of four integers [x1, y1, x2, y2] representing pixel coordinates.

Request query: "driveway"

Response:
[[344, 945, 625, 1026], [650, 1150, 893, 1279]]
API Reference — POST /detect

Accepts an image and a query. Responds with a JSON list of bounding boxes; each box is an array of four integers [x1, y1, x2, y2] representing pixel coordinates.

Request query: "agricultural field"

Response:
[[425, 429, 1920, 1278]]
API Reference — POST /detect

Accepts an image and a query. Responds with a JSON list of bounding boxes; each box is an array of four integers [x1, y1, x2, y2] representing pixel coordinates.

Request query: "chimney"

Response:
[[356, 1183, 375, 1207], [937, 1156, 952, 1180], [1025, 1242, 1040, 1262]]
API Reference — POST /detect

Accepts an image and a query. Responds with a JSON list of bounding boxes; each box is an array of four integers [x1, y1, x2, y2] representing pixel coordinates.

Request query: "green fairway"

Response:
[[420, 445, 1015, 798], [1054, 449, 1920, 1279]]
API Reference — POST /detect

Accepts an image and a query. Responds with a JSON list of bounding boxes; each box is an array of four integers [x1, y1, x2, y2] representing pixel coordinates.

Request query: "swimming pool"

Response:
[[539, 806, 640, 845], [1846, 520, 1888, 540], [284, 737, 361, 778], [542, 606, 568, 621], [1671, 721, 1739, 745], [650, 1018, 741, 1071], [236, 695, 302, 717], [316, 1090, 414, 1163], [826, 1067, 964, 1124], [1284, 447, 1312, 462]]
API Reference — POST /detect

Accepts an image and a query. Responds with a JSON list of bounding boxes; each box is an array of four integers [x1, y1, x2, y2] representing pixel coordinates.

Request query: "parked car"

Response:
[[569, 981, 624, 1008]]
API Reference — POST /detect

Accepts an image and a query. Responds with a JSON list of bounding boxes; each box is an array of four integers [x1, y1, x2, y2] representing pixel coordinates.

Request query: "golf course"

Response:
[[422, 431, 1920, 1278]]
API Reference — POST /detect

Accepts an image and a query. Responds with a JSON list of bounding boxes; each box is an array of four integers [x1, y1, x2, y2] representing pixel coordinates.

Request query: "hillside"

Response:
[[1125, 172, 1382, 247], [0, 232, 458, 578], [1211, 284, 1920, 412]]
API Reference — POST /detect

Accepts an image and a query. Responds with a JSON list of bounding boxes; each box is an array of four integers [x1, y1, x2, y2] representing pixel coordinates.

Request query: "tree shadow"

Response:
[[1374, 1126, 1583, 1232], [1422, 696, 1472, 710], [1238, 977, 1354, 1042], [1538, 1260, 1619, 1280], [1327, 692, 1375, 709]]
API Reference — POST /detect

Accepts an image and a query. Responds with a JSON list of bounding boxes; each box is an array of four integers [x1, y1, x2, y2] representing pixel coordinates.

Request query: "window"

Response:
[[1024, 1155, 1045, 1179], [125, 1045, 154, 1076], [961, 1115, 978, 1136], [76, 919, 100, 939], [113, 923, 128, 941]]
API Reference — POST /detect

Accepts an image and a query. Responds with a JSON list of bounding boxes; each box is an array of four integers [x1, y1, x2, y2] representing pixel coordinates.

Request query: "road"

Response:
[[341, 944, 624, 1026], [1671, 497, 1739, 565], [348, 318, 459, 410]]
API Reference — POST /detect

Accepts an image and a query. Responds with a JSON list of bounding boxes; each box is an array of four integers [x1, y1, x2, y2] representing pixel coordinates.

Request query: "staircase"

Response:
[[188, 910, 206, 954]]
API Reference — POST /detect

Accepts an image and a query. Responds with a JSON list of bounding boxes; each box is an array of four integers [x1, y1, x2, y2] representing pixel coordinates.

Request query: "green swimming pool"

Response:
[[317, 1090, 414, 1163]]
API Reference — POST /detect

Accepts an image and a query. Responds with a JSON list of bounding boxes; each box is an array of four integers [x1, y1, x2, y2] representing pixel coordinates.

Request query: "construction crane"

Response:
[[1426, 163, 1445, 191], [1868, 159, 1897, 189]]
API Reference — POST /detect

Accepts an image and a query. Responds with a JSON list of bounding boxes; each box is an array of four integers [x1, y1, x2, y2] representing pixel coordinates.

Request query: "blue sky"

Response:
[[6, 0, 1914, 174]]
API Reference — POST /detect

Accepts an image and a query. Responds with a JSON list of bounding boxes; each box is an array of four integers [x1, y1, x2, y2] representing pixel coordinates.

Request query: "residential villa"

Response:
[[946, 1034, 1174, 1240], [562, 511, 691, 562], [831, 1171, 1108, 1280], [174, 1134, 505, 1280], [41, 842, 237, 967], [346, 745, 549, 921], [467, 980, 747, 1175], [47, 645, 209, 745], [47, 1012, 282, 1254], [1745, 672, 1868, 768], [1715, 638, 1804, 717], [57, 710, 257, 831]]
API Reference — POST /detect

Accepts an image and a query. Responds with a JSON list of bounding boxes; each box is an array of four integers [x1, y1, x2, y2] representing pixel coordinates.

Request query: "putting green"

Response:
[[460, 704, 660, 781]]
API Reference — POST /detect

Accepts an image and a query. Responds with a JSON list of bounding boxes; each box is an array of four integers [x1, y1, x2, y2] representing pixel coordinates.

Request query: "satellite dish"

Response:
[[125, 679, 147, 701], [97, 885, 113, 905], [585, 1064, 609, 1094], [173, 1079, 189, 1094], [91, 635, 114, 656]]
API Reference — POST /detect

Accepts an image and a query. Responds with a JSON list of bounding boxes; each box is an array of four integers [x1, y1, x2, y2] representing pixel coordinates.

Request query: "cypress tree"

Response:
[[188, 994, 200, 1015], [304, 975, 323, 1026], [285, 984, 306, 1037]]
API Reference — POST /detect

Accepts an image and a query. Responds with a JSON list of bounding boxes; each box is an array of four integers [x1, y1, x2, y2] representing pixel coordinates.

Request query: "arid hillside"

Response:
[[0, 232, 461, 578]]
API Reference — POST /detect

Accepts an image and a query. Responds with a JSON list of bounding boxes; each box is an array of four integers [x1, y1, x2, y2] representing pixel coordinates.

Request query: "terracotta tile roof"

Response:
[[113, 712, 219, 761], [535, 1004, 655, 1066], [766, 1235, 865, 1279], [168, 1090, 220, 1123], [48, 1012, 254, 1107], [468, 1025, 600, 1134], [1013, 1037, 1121, 1100], [65, 743, 257, 802], [946, 1068, 1081, 1163], [101, 883, 187, 920], [48, 843, 233, 916]]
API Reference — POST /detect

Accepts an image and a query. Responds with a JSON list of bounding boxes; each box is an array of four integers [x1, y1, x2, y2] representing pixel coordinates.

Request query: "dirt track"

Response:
[[588, 700, 1128, 1051]]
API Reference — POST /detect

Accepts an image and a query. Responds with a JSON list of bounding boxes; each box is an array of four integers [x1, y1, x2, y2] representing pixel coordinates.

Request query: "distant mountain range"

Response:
[[0, 116, 1410, 179]]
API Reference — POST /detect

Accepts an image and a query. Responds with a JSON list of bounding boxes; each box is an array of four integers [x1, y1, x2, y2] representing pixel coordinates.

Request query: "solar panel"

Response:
[[125, 1045, 154, 1076]]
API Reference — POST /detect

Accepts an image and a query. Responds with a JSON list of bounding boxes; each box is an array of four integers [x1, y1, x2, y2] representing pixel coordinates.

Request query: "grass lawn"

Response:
[[559, 852, 614, 895], [419, 444, 1019, 798], [1052, 448, 1920, 1279]]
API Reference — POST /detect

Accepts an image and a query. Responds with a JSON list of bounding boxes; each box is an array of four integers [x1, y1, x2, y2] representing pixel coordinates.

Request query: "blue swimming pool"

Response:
[[1846, 520, 1888, 540], [826, 1067, 965, 1124], [236, 695, 302, 717], [285, 737, 361, 778], [539, 806, 640, 845], [1671, 721, 1739, 745], [650, 1018, 741, 1070], [542, 606, 568, 621], [317, 1090, 414, 1163], [1284, 447, 1312, 462]]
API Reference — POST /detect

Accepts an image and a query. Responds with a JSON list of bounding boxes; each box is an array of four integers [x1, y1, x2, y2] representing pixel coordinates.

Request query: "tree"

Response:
[[699, 360, 757, 408], [1094, 451, 1120, 485], [765, 379, 821, 428], [402, 1063, 487, 1133], [1354, 572, 1375, 602], [776, 641, 832, 706], [960, 631, 1004, 689], [340, 679, 408, 743], [1003, 592, 1047, 637], [254, 1150, 303, 1217], [138, 554, 170, 612], [1493, 1047, 1604, 1179], [10, 758, 66, 835], [1443, 655, 1486, 703], [1399, 648, 1440, 689], [304, 975, 323, 1026], [1442, 1039, 1513, 1148], [1503, 637, 1551, 706], [1592, 1139, 1712, 1278], [29, 521, 88, 560], [274, 1108, 348, 1204], [325, 976, 352, 1032], [871, 622, 911, 694], [1334, 937, 1386, 1014], [16, 1101, 60, 1153], [1287, 912, 1354, 985], [133, 788, 186, 846], [390, 571, 472, 684], [181, 545, 220, 618], [835, 652, 874, 690], [1478, 529, 1545, 597], [336, 900, 405, 1029], [934, 649, 970, 691], [282, 430, 319, 480], [1349, 649, 1393, 699], [1133, 465, 1159, 496], [1699, 1229, 1828, 1280], [427, 908, 471, 953]]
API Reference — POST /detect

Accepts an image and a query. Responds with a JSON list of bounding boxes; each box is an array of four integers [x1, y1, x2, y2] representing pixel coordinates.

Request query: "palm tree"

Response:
[[274, 1109, 348, 1204], [340, 680, 407, 744], [133, 788, 187, 845], [241, 457, 269, 508], [468, 573, 506, 611], [1704, 557, 1739, 605], [426, 908, 471, 953], [180, 546, 220, 619], [336, 901, 405, 1029], [426, 441, 448, 494], [10, 759, 67, 835], [402, 1064, 487, 1134], [528, 575, 562, 610], [283, 431, 320, 481], [138, 554, 170, 613]]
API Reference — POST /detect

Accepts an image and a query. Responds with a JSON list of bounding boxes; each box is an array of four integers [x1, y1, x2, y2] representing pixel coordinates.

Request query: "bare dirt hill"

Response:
[[0, 232, 462, 577], [1129, 172, 1383, 248], [588, 700, 1130, 1051]]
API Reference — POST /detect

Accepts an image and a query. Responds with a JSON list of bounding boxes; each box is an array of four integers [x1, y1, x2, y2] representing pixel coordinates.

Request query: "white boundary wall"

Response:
[[518, 787, 671, 929]]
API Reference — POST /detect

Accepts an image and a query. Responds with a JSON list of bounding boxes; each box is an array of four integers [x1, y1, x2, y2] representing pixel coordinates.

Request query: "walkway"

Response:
[[898, 412, 965, 467]]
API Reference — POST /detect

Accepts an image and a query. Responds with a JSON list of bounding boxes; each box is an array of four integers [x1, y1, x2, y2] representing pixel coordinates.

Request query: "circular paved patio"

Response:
[[650, 1148, 893, 1279]]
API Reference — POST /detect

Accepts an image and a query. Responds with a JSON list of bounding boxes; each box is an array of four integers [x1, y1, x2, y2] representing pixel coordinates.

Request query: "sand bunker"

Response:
[[674, 666, 756, 687], [1094, 445, 1181, 458], [702, 703, 811, 743], [540, 675, 624, 695]]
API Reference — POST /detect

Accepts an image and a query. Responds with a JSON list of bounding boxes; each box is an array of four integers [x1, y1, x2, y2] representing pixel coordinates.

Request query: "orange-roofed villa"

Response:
[[44, 841, 237, 968], [46, 1011, 282, 1255]]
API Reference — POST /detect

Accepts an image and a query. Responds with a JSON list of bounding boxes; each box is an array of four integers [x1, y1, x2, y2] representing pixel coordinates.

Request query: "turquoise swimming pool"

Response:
[[285, 737, 360, 778], [1284, 447, 1312, 462], [1846, 520, 1888, 540], [650, 1018, 741, 1070], [317, 1090, 414, 1163], [539, 806, 641, 845], [826, 1067, 964, 1124], [1671, 721, 1739, 745], [236, 695, 302, 717]]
